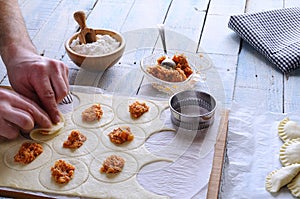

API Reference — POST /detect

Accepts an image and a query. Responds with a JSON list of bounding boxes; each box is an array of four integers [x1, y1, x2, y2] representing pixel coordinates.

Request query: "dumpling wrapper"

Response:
[[288, 171, 300, 197], [280, 138, 300, 166], [266, 164, 300, 193], [278, 117, 300, 142], [30, 113, 65, 141], [72, 103, 114, 129]]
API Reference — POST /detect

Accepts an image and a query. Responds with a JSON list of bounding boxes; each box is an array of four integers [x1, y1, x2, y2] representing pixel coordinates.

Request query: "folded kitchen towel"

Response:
[[228, 7, 300, 74]]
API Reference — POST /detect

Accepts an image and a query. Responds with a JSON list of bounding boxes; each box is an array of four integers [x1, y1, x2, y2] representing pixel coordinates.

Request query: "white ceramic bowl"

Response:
[[65, 29, 125, 71]]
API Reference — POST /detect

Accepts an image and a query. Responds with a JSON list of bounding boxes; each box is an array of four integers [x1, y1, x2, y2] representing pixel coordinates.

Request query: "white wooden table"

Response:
[[1, 0, 300, 198]]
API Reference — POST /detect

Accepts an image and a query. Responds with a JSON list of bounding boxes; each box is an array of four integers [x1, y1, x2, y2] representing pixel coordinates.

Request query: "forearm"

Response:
[[0, 0, 37, 66]]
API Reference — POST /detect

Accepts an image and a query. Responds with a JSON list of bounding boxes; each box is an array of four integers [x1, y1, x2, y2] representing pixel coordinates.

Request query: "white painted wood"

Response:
[[30, 0, 97, 59], [233, 42, 283, 112], [200, 14, 241, 55], [5, 0, 300, 198], [208, 54, 238, 108], [245, 0, 283, 12], [84, 0, 174, 91], [208, 0, 246, 15], [283, 0, 300, 113], [164, 0, 207, 42], [86, 0, 134, 31], [285, 0, 300, 7], [120, 0, 173, 31]]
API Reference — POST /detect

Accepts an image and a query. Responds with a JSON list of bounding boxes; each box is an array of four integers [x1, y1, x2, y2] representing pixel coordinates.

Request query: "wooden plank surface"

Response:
[[2, 0, 300, 198], [283, 0, 300, 113], [0, 1, 238, 198], [207, 110, 229, 199]]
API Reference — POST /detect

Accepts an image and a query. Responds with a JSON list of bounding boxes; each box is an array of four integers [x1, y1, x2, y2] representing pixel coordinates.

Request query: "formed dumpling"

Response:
[[278, 117, 300, 142], [280, 138, 300, 166], [288, 172, 300, 197], [30, 113, 65, 141], [265, 164, 300, 193]]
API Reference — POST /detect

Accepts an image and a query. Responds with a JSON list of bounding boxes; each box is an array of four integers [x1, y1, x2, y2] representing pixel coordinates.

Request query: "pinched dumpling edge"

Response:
[[266, 163, 300, 193], [280, 138, 300, 166], [30, 113, 65, 141], [287, 171, 300, 197], [278, 117, 300, 142]]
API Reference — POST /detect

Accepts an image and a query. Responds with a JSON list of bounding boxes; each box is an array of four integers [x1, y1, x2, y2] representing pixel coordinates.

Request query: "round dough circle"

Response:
[[116, 100, 159, 124], [4, 141, 52, 171], [52, 128, 99, 157], [90, 151, 138, 183], [39, 158, 89, 191], [101, 124, 146, 151], [72, 103, 114, 128]]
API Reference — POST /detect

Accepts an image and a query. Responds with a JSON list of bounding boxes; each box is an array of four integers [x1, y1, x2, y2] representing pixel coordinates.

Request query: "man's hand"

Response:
[[0, 0, 70, 125], [5, 49, 69, 124], [0, 89, 52, 139]]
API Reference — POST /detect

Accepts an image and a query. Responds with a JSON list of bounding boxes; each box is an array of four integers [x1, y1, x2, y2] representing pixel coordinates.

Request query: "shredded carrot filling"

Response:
[[63, 130, 87, 149], [108, 126, 134, 144], [147, 54, 193, 82], [14, 142, 43, 164], [129, 101, 149, 118], [51, 160, 75, 184]]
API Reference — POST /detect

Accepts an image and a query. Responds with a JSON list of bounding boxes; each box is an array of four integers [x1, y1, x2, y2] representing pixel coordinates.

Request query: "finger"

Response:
[[12, 85, 41, 106], [51, 73, 69, 103], [62, 63, 69, 90], [4, 108, 35, 131], [51, 78, 69, 103], [32, 78, 61, 124], [0, 136, 7, 142], [0, 89, 52, 129], [13, 95, 53, 128], [0, 121, 19, 140]]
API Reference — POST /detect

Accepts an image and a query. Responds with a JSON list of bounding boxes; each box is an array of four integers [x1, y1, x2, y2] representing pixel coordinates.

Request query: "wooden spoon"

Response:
[[73, 11, 97, 44]]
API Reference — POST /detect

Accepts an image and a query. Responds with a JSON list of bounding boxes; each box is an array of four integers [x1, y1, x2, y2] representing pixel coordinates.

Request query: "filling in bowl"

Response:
[[146, 54, 193, 82]]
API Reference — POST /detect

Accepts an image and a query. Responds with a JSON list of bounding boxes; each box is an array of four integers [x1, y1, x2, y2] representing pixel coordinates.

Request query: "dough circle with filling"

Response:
[[4, 141, 52, 171], [52, 128, 99, 157], [89, 151, 138, 183], [116, 100, 159, 124], [72, 103, 114, 128], [39, 158, 89, 191], [101, 124, 146, 151]]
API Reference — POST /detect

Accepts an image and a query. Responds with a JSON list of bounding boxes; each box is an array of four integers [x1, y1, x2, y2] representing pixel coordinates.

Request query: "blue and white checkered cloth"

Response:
[[228, 7, 300, 74]]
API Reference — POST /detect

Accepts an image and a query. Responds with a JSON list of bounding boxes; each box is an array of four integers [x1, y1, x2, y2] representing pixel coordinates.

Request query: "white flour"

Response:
[[70, 34, 120, 56]]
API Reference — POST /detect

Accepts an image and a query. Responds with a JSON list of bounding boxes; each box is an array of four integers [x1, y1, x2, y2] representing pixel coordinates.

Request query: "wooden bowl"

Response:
[[65, 29, 125, 71]]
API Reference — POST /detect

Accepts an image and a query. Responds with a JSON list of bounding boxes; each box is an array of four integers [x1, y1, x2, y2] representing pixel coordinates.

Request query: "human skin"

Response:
[[0, 0, 69, 139]]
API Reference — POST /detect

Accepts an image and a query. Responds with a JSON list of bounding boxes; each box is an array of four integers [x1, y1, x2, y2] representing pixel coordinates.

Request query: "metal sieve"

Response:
[[169, 90, 217, 130]]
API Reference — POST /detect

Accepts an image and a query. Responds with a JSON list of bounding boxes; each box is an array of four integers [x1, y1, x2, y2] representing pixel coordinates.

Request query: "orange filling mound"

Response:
[[81, 103, 103, 122], [63, 130, 87, 149], [108, 126, 134, 144], [129, 101, 149, 119], [51, 160, 75, 184], [147, 54, 193, 82], [100, 155, 125, 174], [14, 142, 43, 164]]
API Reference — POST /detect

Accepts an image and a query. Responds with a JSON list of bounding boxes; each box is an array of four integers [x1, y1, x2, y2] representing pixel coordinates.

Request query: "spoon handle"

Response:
[[157, 24, 167, 54], [74, 11, 87, 30]]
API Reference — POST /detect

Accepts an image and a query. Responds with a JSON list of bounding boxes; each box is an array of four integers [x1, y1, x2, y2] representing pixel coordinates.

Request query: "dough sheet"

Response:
[[0, 91, 221, 198]]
